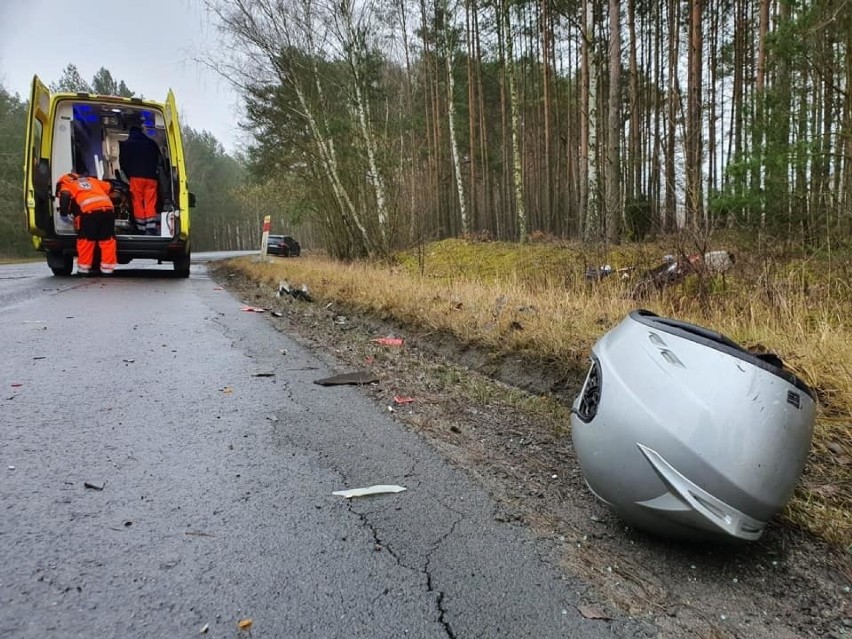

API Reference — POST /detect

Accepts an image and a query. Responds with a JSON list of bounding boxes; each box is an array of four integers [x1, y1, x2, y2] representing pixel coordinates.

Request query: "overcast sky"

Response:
[[0, 0, 243, 153]]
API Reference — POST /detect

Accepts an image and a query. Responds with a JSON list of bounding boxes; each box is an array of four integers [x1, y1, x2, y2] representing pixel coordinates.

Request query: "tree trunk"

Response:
[[754, 0, 770, 227], [582, 0, 600, 240], [605, 0, 621, 243], [339, 0, 390, 250], [503, 0, 527, 240], [664, 0, 679, 232], [627, 0, 640, 203], [540, 0, 553, 233], [685, 0, 703, 228], [466, 0, 478, 232], [441, 0, 469, 235]]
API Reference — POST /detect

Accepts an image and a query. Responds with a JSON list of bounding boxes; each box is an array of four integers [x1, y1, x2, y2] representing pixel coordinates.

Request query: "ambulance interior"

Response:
[[51, 102, 176, 236]]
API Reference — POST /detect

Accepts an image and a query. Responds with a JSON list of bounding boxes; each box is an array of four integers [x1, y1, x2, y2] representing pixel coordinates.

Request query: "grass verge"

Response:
[[224, 237, 851, 549]]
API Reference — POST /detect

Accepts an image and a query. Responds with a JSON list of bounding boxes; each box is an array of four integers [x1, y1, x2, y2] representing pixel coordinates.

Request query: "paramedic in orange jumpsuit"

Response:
[[55, 173, 118, 275], [119, 126, 162, 235]]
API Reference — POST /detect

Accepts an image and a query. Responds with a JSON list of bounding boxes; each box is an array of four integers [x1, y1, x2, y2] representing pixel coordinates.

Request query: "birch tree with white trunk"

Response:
[[439, 0, 469, 234], [206, 0, 376, 255]]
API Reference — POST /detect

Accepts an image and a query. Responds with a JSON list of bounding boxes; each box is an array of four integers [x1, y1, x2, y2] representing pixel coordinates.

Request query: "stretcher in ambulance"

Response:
[[23, 75, 196, 277]]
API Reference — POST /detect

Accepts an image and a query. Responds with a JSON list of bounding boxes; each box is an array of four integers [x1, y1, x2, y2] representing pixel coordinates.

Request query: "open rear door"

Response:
[[164, 89, 189, 239], [24, 75, 52, 239]]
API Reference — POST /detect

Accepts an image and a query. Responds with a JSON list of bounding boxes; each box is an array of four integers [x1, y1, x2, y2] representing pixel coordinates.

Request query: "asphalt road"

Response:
[[0, 256, 650, 638]]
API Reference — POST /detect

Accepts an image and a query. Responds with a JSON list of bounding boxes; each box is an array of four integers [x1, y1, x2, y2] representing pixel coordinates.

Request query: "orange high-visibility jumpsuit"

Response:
[[55, 173, 118, 275], [128, 177, 159, 233]]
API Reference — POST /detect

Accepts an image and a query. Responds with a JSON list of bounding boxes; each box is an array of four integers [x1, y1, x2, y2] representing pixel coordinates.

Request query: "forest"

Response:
[[1, 0, 850, 259]]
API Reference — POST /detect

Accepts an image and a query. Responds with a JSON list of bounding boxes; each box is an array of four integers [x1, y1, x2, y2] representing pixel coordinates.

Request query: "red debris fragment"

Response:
[[372, 337, 404, 347]]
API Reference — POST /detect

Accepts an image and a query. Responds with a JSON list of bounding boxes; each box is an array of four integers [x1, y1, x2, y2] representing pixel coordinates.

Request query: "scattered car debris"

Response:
[[277, 280, 313, 302], [332, 485, 407, 498], [271, 311, 283, 318], [221, 387, 233, 394], [122, 358, 135, 363], [252, 372, 275, 377], [200, 622, 210, 634], [11, 383, 22, 388], [314, 371, 379, 386], [372, 337, 404, 347], [33, 356, 46, 360], [585, 264, 633, 282], [84, 481, 104, 491], [631, 250, 736, 299], [585, 264, 614, 281], [578, 604, 611, 620]]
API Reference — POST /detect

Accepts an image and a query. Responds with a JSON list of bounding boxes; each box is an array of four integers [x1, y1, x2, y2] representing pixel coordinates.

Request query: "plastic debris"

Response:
[[585, 264, 614, 281], [241, 305, 266, 313], [221, 387, 233, 394], [333, 485, 407, 498], [577, 605, 610, 620], [252, 372, 275, 377], [277, 281, 313, 302], [632, 250, 736, 299], [372, 337, 404, 347], [314, 371, 379, 386], [393, 396, 415, 404], [200, 623, 210, 634], [84, 481, 104, 491], [237, 618, 253, 631]]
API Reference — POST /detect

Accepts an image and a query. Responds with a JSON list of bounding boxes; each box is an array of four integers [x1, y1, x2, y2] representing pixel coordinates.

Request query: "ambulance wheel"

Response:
[[48, 252, 73, 277], [174, 253, 191, 278]]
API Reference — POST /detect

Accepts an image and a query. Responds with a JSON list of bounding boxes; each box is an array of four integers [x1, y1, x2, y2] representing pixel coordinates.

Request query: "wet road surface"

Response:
[[0, 257, 650, 638]]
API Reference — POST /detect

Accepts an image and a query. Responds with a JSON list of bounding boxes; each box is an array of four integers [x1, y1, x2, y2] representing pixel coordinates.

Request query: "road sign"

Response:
[[260, 215, 271, 261]]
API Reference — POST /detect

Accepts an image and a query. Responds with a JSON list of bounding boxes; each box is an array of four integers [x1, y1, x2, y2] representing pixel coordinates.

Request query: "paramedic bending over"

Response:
[[119, 126, 162, 235], [55, 173, 118, 276]]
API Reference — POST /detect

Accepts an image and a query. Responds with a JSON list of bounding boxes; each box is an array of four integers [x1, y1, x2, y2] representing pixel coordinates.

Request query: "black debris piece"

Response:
[[314, 371, 379, 386]]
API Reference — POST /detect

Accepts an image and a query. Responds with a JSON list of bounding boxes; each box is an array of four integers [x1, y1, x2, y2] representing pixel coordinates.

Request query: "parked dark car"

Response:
[[267, 235, 301, 257]]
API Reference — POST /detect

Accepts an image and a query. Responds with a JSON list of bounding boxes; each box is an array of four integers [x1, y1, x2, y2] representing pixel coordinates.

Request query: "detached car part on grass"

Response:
[[571, 310, 816, 542]]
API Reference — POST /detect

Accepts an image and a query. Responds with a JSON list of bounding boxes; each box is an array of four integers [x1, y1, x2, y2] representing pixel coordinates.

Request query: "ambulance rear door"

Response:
[[163, 90, 189, 239], [24, 75, 53, 240]]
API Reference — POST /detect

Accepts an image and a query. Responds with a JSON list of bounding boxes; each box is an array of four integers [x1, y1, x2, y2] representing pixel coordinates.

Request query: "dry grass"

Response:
[[227, 237, 851, 548]]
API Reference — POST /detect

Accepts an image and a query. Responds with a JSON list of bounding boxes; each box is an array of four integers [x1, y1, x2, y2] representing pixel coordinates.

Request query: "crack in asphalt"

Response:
[[347, 494, 464, 639], [423, 512, 463, 639]]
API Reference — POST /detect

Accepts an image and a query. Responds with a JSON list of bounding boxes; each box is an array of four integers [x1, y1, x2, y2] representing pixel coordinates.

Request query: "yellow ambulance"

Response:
[[23, 75, 195, 277]]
